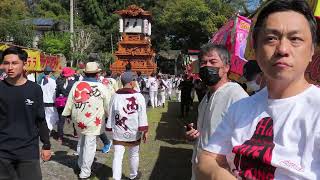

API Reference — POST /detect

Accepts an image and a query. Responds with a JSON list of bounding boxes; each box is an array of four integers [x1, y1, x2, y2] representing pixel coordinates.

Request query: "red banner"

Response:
[[40, 54, 62, 72]]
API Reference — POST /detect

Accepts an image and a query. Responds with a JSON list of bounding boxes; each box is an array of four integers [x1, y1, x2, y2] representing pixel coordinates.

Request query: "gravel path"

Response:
[[41, 126, 111, 180], [41, 102, 194, 180]]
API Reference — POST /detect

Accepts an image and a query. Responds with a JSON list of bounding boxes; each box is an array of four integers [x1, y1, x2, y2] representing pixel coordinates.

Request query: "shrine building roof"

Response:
[[114, 5, 152, 18]]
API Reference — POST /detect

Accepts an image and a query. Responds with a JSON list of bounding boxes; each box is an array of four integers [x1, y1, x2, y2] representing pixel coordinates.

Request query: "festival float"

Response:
[[110, 5, 157, 75]]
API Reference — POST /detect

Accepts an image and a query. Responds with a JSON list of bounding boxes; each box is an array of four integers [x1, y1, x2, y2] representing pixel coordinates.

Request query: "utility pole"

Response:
[[70, 0, 74, 67]]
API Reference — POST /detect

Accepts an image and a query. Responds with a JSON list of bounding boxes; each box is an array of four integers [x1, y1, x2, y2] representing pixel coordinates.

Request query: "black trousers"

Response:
[[0, 158, 41, 180], [99, 132, 110, 145], [180, 98, 192, 117], [57, 107, 77, 139]]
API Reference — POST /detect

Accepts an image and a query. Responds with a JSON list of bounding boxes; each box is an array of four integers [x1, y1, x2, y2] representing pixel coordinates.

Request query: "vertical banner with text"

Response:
[[211, 15, 251, 76]]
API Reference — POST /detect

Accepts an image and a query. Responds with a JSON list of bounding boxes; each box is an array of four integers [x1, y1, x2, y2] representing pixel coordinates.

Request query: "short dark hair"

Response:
[[106, 70, 112, 77], [199, 43, 230, 65], [253, 0, 317, 49], [137, 71, 142, 76], [1, 46, 28, 62], [125, 62, 132, 71], [243, 60, 262, 81], [84, 72, 97, 78]]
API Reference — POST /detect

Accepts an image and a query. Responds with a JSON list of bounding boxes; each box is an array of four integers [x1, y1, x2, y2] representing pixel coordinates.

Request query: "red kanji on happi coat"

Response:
[[94, 117, 101, 126], [78, 122, 87, 129], [123, 97, 138, 114], [74, 82, 92, 103], [102, 78, 110, 86], [115, 114, 129, 131]]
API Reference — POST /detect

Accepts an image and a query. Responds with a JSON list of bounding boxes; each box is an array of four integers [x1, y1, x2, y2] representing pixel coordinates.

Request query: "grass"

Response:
[[92, 100, 198, 180]]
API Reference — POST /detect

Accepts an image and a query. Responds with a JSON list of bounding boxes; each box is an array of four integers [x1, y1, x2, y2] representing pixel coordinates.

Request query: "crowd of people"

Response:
[[1, 0, 320, 179], [0, 48, 150, 179]]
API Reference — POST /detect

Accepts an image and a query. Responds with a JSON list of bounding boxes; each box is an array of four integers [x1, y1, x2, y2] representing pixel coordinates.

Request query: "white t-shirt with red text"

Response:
[[204, 85, 320, 180]]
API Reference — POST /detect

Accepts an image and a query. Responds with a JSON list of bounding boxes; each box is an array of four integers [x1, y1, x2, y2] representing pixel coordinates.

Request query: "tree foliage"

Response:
[[0, 0, 34, 47], [32, 0, 69, 20], [38, 32, 70, 55], [0, 19, 35, 47], [0, 0, 251, 65], [153, 0, 235, 50], [0, 0, 29, 20]]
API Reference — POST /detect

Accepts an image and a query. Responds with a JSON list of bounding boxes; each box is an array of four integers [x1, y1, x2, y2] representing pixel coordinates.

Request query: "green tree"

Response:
[[0, 19, 35, 47], [38, 32, 70, 56], [78, 0, 122, 52], [80, 0, 106, 28], [32, 0, 69, 20], [99, 52, 115, 69], [0, 0, 34, 47], [0, 0, 29, 20], [153, 0, 235, 50]]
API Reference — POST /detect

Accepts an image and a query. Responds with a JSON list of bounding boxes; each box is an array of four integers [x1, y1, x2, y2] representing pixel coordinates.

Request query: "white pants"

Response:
[[77, 134, 97, 178], [44, 107, 59, 131], [142, 93, 149, 106], [113, 145, 140, 180], [158, 91, 166, 106], [166, 89, 172, 100], [149, 91, 158, 108], [191, 163, 196, 180], [176, 89, 181, 102]]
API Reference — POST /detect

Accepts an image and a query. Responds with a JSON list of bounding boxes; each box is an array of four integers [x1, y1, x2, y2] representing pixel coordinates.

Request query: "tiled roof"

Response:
[[21, 18, 55, 26]]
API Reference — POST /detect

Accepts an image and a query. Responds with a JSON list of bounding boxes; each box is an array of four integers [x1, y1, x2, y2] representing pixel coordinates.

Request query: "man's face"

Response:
[[2, 54, 25, 79], [200, 50, 229, 77], [255, 11, 314, 82]]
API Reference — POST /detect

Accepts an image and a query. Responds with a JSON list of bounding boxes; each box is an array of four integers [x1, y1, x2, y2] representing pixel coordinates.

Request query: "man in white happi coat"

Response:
[[62, 62, 113, 179], [40, 66, 59, 131], [106, 71, 148, 180]]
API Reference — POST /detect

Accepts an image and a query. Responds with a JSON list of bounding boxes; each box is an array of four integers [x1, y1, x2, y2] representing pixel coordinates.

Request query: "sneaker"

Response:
[[73, 151, 79, 156], [79, 172, 90, 179], [101, 141, 112, 153], [130, 171, 142, 180]]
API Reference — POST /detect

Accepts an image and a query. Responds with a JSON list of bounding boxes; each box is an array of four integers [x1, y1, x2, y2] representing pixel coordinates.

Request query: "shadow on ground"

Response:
[[150, 146, 192, 180], [50, 150, 117, 180], [155, 101, 198, 145]]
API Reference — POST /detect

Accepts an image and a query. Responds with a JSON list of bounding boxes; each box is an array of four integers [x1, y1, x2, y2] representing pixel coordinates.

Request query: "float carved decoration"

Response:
[[110, 5, 156, 75], [114, 5, 151, 17]]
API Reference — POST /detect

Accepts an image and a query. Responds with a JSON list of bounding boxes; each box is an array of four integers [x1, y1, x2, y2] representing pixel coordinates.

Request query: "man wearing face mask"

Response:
[[184, 43, 248, 180], [243, 60, 265, 95]]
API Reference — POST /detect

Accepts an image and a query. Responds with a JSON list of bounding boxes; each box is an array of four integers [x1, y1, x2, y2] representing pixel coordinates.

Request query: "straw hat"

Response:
[[84, 62, 101, 73]]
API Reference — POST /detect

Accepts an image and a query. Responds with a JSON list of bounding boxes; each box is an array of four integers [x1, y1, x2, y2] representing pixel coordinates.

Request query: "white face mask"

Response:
[[246, 80, 260, 92]]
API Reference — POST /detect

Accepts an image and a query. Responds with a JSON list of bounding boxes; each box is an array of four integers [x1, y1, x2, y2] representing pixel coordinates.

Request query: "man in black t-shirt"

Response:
[[0, 47, 51, 180]]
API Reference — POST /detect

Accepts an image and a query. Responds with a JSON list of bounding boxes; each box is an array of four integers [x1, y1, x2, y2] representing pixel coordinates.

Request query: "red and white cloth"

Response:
[[101, 77, 119, 92], [62, 81, 112, 135], [106, 88, 148, 142]]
